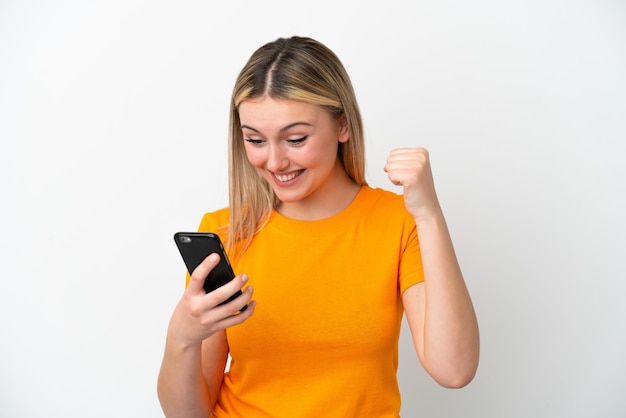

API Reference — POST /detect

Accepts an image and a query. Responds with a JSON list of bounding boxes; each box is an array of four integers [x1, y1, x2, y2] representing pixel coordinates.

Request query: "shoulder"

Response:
[[359, 186, 406, 212], [357, 186, 415, 234], [198, 207, 230, 233]]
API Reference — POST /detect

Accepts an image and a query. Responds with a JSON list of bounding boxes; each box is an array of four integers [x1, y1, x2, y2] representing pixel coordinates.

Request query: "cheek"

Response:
[[243, 146, 265, 168], [307, 142, 339, 166], [299, 149, 325, 167]]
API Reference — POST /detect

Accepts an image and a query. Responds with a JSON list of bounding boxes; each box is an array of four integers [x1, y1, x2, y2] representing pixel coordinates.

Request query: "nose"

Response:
[[266, 143, 289, 172]]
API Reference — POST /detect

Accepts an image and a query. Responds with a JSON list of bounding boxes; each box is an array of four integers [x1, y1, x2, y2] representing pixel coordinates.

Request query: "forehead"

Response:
[[238, 97, 329, 131]]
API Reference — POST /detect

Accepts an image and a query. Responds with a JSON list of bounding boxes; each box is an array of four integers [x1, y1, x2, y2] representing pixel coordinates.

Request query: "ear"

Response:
[[338, 113, 350, 143]]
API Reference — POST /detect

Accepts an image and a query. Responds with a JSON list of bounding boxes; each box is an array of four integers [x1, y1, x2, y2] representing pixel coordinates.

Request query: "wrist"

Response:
[[165, 333, 204, 356], [166, 321, 206, 352], [412, 204, 445, 228]]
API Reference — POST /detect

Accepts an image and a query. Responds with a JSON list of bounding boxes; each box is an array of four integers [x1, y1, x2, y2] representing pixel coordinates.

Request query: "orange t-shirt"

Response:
[[198, 186, 424, 417]]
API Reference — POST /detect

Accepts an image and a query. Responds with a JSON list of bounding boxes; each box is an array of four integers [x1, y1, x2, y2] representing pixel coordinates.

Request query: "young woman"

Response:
[[158, 36, 479, 418]]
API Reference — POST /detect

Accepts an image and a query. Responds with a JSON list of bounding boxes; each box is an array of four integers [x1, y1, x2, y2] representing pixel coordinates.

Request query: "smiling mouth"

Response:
[[273, 169, 304, 183]]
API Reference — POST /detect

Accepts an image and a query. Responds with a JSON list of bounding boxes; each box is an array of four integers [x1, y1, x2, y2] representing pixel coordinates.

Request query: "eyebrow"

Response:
[[240, 121, 313, 133]]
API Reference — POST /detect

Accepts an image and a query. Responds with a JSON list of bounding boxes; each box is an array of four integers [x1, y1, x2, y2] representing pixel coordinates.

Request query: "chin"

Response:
[[273, 193, 304, 204], [272, 188, 311, 204]]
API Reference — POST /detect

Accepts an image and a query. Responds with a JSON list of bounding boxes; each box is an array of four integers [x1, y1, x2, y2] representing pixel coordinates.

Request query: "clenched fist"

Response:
[[384, 148, 442, 222]]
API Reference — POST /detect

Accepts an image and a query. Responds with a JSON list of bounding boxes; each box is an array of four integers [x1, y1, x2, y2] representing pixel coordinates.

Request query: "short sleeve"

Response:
[[197, 207, 230, 235], [398, 222, 425, 294]]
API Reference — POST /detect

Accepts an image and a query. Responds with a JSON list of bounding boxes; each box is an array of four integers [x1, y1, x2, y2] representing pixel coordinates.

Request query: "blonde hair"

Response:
[[225, 36, 367, 259]]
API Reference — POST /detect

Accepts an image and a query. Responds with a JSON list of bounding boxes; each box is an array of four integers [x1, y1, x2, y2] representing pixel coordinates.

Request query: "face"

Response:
[[238, 96, 350, 210]]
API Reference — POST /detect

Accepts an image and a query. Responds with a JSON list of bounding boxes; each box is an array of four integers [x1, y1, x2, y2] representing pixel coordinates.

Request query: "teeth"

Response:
[[275, 171, 301, 182]]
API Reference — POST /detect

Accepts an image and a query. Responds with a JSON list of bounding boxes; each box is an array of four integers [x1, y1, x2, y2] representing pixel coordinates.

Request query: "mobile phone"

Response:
[[173, 232, 247, 310]]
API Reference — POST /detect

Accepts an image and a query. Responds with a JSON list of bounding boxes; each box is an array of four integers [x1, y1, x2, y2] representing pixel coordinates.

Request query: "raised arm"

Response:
[[385, 148, 479, 388]]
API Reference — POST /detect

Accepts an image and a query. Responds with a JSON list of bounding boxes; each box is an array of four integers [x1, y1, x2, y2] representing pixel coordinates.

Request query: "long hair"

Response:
[[225, 36, 367, 259]]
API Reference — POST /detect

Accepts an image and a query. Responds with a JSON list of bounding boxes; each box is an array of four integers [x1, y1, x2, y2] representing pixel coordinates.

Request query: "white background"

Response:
[[1, 1, 625, 417]]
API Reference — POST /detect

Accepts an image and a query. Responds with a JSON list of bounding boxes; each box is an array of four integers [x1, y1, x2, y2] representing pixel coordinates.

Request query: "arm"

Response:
[[157, 332, 228, 417], [385, 148, 479, 388], [157, 253, 255, 417]]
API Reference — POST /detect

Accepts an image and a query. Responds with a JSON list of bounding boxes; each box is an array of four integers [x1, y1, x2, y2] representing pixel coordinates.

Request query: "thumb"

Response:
[[185, 253, 220, 293]]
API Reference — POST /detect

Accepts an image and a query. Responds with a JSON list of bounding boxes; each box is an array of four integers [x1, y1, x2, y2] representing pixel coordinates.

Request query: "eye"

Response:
[[244, 137, 264, 145], [286, 136, 308, 145]]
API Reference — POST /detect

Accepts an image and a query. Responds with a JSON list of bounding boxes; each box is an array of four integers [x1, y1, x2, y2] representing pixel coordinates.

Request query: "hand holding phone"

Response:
[[174, 232, 247, 311]]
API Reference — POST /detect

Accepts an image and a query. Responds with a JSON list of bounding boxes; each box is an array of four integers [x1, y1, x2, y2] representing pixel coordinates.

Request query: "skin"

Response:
[[239, 96, 361, 220], [157, 97, 479, 417], [157, 254, 255, 417], [385, 148, 480, 387]]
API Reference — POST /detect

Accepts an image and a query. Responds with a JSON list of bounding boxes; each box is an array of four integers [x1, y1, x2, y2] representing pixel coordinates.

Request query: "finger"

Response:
[[187, 253, 220, 294], [388, 147, 429, 157], [387, 148, 429, 165], [185, 281, 254, 334], [213, 300, 257, 330], [186, 296, 256, 341], [202, 287, 256, 333], [386, 168, 417, 184], [385, 149, 427, 173], [205, 273, 251, 308], [212, 283, 255, 316]]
